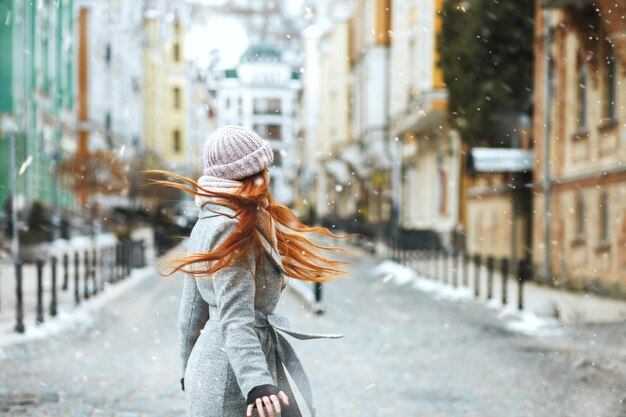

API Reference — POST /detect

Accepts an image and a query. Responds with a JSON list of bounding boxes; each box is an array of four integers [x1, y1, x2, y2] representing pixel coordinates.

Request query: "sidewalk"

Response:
[[345, 238, 626, 325], [0, 228, 156, 347]]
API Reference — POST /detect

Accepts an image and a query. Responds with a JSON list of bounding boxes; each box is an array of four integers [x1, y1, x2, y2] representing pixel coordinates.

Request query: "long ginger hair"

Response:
[[147, 169, 353, 282]]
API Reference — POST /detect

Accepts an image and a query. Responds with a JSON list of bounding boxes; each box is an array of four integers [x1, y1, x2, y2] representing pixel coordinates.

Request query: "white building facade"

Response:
[[217, 44, 302, 206], [86, 0, 143, 153], [388, 0, 462, 249]]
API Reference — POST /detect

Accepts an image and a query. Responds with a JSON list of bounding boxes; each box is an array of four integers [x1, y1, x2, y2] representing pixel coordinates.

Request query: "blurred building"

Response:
[[216, 44, 302, 206], [187, 60, 218, 177], [142, 5, 189, 172], [299, 2, 356, 227], [0, 0, 76, 213], [79, 0, 144, 209], [350, 0, 392, 231], [465, 147, 533, 261], [86, 0, 143, 156], [534, 0, 626, 296], [388, 0, 461, 250], [299, 0, 392, 235]]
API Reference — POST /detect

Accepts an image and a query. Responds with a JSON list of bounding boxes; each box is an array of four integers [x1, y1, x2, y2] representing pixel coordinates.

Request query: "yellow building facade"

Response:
[[534, 1, 626, 296], [143, 12, 188, 169]]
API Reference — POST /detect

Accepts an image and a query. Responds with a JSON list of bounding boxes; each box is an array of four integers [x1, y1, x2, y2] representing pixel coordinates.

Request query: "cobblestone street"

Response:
[[1, 248, 625, 417]]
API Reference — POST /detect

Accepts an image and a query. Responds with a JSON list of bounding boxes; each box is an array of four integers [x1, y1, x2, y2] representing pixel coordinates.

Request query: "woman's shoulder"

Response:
[[191, 204, 240, 247]]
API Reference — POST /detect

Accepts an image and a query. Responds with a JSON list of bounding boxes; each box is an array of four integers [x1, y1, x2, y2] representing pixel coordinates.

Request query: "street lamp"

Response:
[[1, 116, 20, 263]]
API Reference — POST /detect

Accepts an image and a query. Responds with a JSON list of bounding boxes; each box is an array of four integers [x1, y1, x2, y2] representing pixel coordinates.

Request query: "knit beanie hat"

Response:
[[203, 125, 274, 180]]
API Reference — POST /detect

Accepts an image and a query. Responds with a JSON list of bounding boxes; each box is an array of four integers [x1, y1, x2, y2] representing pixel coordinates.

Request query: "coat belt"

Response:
[[254, 311, 343, 417]]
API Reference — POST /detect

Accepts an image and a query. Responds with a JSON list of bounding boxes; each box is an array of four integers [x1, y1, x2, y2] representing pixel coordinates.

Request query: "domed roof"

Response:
[[240, 43, 281, 63]]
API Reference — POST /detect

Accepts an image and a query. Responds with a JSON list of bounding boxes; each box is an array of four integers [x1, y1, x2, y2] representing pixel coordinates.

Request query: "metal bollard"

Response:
[[517, 259, 532, 310], [435, 250, 441, 281], [313, 282, 324, 315], [110, 246, 114, 283], [462, 252, 470, 288], [501, 258, 509, 305], [99, 248, 105, 290], [452, 250, 459, 288], [36, 259, 45, 324], [74, 252, 80, 305], [441, 251, 447, 283], [62, 253, 69, 291], [486, 256, 495, 300], [14, 261, 25, 333], [115, 243, 120, 281], [50, 256, 58, 317], [140, 242, 146, 267], [84, 250, 90, 299], [431, 250, 437, 279], [473, 255, 481, 298], [415, 250, 422, 276], [92, 248, 98, 295], [125, 242, 131, 277]]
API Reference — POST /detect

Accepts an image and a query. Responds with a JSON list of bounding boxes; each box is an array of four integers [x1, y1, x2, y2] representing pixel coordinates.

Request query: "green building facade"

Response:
[[0, 0, 75, 213]]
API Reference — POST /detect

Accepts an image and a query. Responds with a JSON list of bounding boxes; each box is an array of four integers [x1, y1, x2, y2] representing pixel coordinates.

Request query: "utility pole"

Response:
[[542, 10, 553, 282], [77, 6, 90, 210]]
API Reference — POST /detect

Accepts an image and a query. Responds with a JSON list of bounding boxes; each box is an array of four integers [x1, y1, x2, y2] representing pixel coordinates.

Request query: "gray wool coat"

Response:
[[178, 202, 338, 417]]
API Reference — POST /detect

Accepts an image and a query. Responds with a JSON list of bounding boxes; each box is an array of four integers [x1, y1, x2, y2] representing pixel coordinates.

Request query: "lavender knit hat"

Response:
[[203, 125, 274, 180]]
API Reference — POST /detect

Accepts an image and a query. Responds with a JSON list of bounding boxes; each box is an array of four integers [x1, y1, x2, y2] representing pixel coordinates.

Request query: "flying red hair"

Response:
[[147, 169, 353, 282]]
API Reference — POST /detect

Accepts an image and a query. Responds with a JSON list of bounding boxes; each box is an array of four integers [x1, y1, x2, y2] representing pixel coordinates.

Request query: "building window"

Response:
[[576, 55, 587, 132], [268, 98, 281, 114], [173, 130, 181, 152], [254, 98, 282, 114], [575, 193, 585, 240], [174, 87, 181, 109], [601, 45, 617, 123], [272, 150, 282, 167], [599, 192, 609, 244], [173, 42, 180, 62], [267, 124, 282, 140]]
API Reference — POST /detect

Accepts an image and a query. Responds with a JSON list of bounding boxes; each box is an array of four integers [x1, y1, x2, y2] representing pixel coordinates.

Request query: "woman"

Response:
[[153, 126, 350, 417]]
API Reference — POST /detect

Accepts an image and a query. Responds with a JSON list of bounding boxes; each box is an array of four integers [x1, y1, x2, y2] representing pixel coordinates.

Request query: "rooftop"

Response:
[[240, 43, 282, 63]]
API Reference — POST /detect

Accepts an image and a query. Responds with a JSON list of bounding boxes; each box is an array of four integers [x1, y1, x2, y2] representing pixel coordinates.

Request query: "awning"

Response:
[[469, 148, 533, 173], [324, 159, 351, 184], [340, 144, 371, 178]]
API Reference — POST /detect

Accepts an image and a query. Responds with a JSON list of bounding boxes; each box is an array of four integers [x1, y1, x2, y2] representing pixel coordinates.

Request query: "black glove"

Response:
[[246, 384, 281, 407], [180, 377, 185, 392]]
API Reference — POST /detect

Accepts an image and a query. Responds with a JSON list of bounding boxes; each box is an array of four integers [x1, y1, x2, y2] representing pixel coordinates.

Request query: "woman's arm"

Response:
[[204, 220, 274, 397], [178, 275, 209, 380]]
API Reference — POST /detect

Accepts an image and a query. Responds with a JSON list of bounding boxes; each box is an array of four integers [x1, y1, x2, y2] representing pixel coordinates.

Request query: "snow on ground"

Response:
[[372, 259, 563, 337]]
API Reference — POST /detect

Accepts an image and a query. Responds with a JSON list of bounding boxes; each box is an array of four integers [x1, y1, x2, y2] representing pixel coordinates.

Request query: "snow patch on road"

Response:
[[499, 308, 562, 337], [373, 260, 472, 301], [373, 260, 417, 286], [413, 277, 473, 301]]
